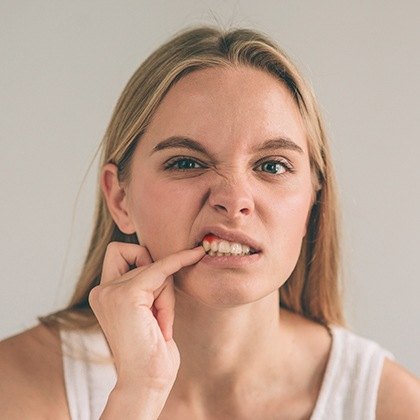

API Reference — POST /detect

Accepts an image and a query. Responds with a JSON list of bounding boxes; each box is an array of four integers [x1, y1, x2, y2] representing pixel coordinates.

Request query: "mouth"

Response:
[[199, 233, 260, 257]]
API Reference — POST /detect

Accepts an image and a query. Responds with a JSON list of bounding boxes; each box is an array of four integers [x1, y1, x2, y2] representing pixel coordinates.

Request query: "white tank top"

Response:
[[60, 325, 393, 419]]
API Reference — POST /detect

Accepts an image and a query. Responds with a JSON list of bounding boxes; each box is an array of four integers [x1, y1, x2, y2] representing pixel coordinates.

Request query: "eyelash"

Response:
[[163, 156, 294, 175]]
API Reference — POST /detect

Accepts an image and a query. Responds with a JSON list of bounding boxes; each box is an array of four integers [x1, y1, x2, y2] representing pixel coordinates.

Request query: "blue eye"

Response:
[[257, 160, 289, 175], [165, 157, 204, 170], [164, 157, 292, 175]]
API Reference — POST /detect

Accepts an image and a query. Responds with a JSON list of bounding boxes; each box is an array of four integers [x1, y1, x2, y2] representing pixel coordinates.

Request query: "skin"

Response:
[[0, 65, 419, 419]]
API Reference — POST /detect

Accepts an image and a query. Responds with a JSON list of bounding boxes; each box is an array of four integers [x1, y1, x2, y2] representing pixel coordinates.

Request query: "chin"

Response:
[[173, 267, 278, 309]]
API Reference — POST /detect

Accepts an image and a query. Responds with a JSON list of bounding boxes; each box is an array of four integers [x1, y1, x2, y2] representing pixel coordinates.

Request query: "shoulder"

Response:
[[280, 308, 332, 357], [279, 309, 332, 381], [0, 324, 69, 419], [376, 358, 420, 419]]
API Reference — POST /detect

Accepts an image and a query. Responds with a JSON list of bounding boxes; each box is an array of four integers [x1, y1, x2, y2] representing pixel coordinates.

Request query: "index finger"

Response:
[[145, 245, 205, 285]]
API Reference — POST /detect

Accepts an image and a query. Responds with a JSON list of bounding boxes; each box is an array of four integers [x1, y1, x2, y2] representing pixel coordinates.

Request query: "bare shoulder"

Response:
[[0, 324, 69, 419], [376, 358, 420, 419], [279, 309, 332, 375], [280, 308, 332, 351]]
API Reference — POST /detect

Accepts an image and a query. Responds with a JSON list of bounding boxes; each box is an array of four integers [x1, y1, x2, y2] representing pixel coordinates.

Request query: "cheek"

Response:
[[267, 188, 313, 273], [284, 192, 312, 239], [288, 192, 313, 238], [268, 181, 313, 229], [129, 179, 199, 257]]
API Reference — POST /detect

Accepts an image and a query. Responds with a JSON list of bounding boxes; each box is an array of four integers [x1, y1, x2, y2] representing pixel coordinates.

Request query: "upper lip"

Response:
[[195, 226, 263, 252]]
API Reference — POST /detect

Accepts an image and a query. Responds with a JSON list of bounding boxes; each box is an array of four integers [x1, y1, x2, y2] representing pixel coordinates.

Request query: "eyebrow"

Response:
[[252, 137, 304, 154], [151, 136, 209, 156], [150, 135, 304, 156]]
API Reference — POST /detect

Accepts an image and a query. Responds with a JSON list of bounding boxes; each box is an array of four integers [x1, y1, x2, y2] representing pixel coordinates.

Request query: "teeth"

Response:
[[242, 245, 250, 254], [203, 241, 211, 252], [230, 243, 242, 255], [202, 238, 253, 256], [218, 241, 230, 253]]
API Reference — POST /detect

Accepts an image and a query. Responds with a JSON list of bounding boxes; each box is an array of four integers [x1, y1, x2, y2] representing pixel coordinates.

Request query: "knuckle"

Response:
[[89, 284, 109, 304], [105, 241, 119, 254], [88, 285, 99, 302], [88, 286, 102, 311]]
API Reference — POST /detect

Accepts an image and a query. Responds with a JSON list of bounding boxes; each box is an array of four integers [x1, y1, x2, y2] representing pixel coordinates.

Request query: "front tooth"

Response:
[[202, 240, 211, 252], [210, 241, 218, 252], [218, 240, 230, 253]]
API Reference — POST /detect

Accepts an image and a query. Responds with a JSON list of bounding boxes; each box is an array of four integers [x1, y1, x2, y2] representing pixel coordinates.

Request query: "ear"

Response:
[[101, 163, 136, 235]]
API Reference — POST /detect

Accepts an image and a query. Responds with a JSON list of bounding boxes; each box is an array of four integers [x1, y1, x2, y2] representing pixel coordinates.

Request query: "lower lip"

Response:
[[199, 252, 262, 268]]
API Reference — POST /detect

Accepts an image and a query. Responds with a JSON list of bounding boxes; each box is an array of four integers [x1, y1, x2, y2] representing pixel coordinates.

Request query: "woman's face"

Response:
[[123, 66, 314, 307]]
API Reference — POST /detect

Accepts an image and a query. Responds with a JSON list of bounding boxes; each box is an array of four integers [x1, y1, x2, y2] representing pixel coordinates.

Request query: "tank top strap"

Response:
[[311, 325, 394, 420], [60, 328, 116, 420]]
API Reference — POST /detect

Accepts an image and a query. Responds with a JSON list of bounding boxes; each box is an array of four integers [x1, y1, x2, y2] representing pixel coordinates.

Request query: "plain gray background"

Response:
[[1, 1, 419, 376]]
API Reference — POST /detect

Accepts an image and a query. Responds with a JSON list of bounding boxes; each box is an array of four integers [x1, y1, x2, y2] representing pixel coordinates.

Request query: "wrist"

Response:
[[100, 383, 171, 420]]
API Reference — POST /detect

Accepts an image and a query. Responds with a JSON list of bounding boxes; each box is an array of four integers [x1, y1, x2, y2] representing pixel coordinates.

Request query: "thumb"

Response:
[[153, 276, 176, 341]]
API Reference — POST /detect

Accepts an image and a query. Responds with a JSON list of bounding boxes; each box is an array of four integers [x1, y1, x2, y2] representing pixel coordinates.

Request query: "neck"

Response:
[[171, 290, 289, 398]]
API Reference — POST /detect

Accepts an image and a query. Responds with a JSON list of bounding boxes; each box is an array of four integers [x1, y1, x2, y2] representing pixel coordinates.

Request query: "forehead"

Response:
[[138, 65, 308, 156]]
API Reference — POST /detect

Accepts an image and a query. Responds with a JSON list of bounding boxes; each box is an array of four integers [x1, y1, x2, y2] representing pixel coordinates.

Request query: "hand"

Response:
[[89, 242, 205, 391]]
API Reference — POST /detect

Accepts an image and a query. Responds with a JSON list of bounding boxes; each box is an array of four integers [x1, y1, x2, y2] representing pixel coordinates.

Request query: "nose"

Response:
[[207, 176, 255, 219]]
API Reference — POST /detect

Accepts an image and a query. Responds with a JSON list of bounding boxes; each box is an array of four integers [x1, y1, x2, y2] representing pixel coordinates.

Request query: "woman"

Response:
[[0, 26, 419, 419]]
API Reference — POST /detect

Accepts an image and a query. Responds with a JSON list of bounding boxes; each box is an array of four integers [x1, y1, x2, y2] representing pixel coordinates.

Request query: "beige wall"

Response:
[[1, 0, 419, 375]]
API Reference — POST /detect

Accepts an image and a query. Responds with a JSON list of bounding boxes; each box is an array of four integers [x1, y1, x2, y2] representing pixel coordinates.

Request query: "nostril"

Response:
[[212, 204, 252, 216], [209, 188, 254, 217], [215, 204, 226, 211], [213, 204, 229, 214]]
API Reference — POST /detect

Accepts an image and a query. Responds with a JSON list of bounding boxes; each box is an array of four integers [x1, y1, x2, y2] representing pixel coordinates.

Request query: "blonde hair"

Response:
[[40, 26, 344, 330]]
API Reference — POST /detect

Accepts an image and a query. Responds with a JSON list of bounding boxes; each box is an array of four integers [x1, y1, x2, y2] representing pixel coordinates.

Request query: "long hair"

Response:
[[40, 26, 344, 330]]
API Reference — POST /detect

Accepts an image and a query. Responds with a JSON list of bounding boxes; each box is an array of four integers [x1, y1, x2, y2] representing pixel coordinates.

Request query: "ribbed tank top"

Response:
[[60, 326, 393, 419]]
